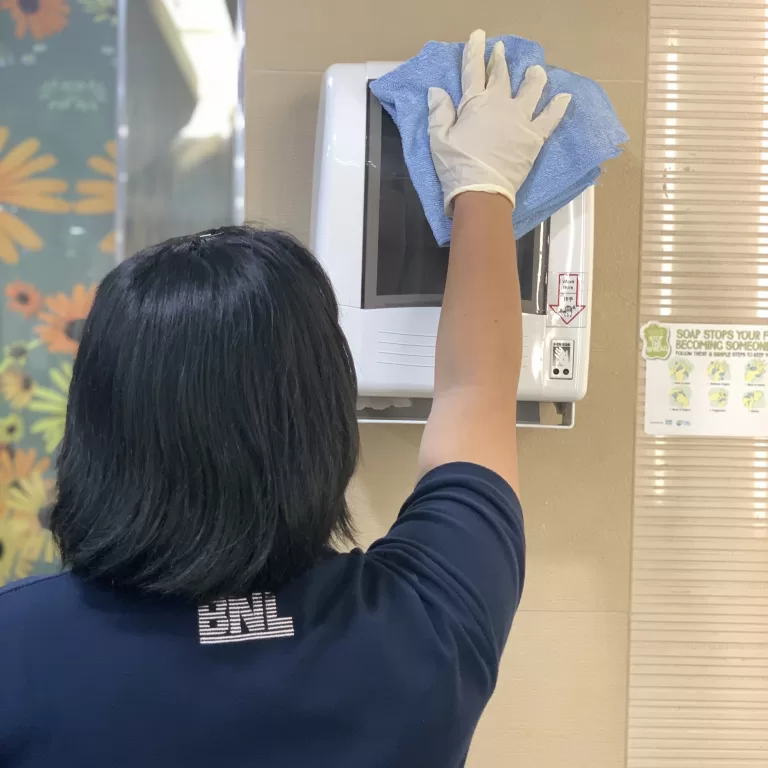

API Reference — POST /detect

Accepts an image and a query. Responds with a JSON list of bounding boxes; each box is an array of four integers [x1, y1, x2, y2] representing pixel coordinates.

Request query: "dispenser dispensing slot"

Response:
[[356, 398, 575, 428]]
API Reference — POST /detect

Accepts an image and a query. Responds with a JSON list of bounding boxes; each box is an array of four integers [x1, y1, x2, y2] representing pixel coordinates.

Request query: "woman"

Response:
[[0, 31, 569, 768]]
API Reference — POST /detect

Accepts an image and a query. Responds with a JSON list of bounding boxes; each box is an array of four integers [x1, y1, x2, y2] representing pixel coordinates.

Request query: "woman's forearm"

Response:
[[435, 193, 522, 398], [419, 193, 522, 486]]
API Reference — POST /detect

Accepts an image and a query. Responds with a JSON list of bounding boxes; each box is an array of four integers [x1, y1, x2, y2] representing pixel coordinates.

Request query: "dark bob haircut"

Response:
[[50, 226, 359, 601]]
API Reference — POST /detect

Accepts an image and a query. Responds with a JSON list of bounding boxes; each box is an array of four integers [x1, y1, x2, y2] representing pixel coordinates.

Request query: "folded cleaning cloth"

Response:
[[370, 35, 628, 244]]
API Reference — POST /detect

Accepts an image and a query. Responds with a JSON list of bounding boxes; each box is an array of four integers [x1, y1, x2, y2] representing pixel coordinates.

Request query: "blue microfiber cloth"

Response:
[[370, 35, 628, 244]]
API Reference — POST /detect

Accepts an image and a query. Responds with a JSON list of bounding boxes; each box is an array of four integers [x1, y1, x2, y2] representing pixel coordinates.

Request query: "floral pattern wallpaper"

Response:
[[0, 0, 116, 585]]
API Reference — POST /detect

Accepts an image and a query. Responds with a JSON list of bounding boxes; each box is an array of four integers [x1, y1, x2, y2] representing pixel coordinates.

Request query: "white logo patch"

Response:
[[198, 592, 295, 645]]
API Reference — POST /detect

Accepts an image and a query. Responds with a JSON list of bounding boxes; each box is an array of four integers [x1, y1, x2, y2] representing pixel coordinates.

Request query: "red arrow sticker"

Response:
[[548, 273, 586, 325]]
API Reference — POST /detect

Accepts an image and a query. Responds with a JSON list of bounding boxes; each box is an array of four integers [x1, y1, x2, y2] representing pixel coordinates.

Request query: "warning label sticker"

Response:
[[547, 273, 588, 328], [550, 340, 575, 380]]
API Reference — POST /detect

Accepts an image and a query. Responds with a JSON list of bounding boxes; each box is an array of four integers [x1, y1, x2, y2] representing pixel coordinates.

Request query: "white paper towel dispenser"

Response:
[[310, 62, 594, 425]]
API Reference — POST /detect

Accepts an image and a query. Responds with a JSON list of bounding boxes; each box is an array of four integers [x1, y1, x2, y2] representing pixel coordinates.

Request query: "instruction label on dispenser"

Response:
[[642, 322, 768, 437], [547, 273, 587, 328]]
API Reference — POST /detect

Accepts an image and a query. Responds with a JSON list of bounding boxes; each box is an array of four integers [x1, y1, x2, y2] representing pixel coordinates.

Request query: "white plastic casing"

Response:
[[310, 62, 594, 401]]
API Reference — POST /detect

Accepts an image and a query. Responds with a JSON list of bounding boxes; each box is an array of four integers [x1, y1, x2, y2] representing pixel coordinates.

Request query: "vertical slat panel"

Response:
[[629, 1, 768, 766]]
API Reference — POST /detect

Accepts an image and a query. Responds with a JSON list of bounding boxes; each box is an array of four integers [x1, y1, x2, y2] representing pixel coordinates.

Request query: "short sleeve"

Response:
[[366, 462, 525, 662]]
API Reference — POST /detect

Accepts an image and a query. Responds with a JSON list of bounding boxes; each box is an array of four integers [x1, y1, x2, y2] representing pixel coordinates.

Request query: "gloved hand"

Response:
[[428, 29, 572, 215]]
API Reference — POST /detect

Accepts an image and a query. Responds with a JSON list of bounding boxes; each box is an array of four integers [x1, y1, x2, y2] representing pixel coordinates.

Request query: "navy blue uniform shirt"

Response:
[[0, 463, 525, 767]]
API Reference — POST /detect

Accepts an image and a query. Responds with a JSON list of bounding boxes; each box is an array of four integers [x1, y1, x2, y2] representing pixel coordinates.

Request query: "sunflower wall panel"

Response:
[[0, 1, 117, 585], [628, 1, 768, 765]]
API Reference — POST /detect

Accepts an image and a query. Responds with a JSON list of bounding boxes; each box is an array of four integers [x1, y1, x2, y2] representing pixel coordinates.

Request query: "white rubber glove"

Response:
[[428, 29, 572, 215]]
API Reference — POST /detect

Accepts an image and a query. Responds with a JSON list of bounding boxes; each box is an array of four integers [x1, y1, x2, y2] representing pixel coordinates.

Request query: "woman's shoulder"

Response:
[[0, 571, 77, 629], [0, 571, 71, 601]]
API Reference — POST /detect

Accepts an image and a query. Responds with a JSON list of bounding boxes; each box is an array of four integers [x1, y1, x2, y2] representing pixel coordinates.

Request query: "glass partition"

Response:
[[117, 0, 244, 258]]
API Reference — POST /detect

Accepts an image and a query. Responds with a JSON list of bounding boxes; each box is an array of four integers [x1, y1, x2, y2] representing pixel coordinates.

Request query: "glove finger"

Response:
[[486, 40, 511, 97], [428, 87, 456, 140], [460, 29, 487, 109], [532, 92, 572, 140], [514, 64, 548, 121]]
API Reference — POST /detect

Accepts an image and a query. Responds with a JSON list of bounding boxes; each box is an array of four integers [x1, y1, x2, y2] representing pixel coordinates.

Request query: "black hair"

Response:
[[50, 226, 359, 601]]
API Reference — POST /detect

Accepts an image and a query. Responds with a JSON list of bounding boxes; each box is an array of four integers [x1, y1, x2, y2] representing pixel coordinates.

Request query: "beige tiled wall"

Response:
[[245, 3, 647, 765]]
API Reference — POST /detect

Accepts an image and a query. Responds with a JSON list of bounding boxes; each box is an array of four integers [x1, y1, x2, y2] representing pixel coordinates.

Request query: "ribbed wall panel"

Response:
[[628, 1, 768, 766]]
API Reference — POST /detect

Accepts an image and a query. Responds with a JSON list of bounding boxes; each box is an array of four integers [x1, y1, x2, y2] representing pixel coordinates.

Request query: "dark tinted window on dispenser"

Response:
[[364, 92, 548, 313]]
